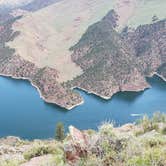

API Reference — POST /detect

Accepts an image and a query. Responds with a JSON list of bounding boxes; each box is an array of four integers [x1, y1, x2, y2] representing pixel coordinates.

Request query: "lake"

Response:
[[0, 75, 165, 140]]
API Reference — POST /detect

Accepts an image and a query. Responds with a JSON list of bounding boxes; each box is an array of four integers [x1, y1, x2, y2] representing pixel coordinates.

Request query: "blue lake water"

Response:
[[0, 75, 165, 140]]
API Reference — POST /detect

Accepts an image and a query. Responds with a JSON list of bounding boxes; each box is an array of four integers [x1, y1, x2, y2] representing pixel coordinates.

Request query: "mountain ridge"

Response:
[[0, 0, 165, 109]]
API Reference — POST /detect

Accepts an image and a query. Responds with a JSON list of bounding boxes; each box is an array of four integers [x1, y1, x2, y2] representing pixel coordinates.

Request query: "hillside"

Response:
[[0, 0, 165, 109], [67, 12, 166, 100]]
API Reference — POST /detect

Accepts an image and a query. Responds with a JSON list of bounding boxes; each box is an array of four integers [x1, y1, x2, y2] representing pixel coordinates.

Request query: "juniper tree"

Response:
[[55, 122, 65, 141]]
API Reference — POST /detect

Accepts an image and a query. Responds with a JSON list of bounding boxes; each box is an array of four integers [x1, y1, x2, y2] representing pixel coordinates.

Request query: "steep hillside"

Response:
[[0, 14, 83, 109], [0, 0, 165, 109], [67, 11, 166, 99]]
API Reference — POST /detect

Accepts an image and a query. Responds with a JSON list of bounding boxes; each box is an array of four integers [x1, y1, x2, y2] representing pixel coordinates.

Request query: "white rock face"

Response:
[[0, 0, 34, 8]]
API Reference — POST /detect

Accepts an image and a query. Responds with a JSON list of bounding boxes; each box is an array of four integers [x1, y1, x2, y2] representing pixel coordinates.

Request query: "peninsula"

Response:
[[0, 0, 166, 109]]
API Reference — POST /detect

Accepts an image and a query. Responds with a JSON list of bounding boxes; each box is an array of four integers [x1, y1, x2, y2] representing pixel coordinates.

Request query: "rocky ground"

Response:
[[0, 112, 166, 166]]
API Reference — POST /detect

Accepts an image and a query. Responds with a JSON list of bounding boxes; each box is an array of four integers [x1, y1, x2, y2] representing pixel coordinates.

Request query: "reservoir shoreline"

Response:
[[0, 74, 165, 140], [0, 71, 165, 110]]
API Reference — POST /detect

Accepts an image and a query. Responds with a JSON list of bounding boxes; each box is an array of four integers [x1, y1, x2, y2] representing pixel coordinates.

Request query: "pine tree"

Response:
[[55, 122, 65, 141]]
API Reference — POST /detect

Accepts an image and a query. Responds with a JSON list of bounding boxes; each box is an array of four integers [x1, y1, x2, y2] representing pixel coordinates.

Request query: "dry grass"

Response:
[[127, 0, 166, 28], [6, 0, 166, 82], [7, 0, 116, 82], [114, 0, 138, 31]]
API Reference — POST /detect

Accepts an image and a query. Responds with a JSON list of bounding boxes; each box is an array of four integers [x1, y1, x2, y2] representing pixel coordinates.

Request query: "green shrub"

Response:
[[55, 122, 65, 141], [51, 148, 65, 166], [0, 159, 21, 166], [161, 126, 166, 135], [134, 129, 145, 136], [127, 148, 166, 166], [127, 156, 150, 166], [77, 155, 102, 166], [152, 112, 166, 123], [99, 122, 115, 137], [86, 129, 96, 136], [143, 135, 166, 148], [137, 115, 159, 133], [135, 113, 166, 136], [24, 144, 57, 160]]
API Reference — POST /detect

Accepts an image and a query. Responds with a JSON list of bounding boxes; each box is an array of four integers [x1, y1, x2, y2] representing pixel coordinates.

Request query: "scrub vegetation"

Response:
[[0, 112, 165, 166]]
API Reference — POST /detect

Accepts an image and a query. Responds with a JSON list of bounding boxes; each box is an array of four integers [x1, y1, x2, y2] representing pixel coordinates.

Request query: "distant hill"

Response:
[[21, 0, 61, 12], [0, 0, 34, 8]]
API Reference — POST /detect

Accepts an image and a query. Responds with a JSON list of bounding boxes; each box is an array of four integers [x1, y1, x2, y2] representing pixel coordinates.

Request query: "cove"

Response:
[[0, 75, 165, 140]]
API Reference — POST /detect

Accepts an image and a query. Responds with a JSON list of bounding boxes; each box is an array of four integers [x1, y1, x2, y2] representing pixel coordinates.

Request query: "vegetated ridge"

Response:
[[0, 9, 165, 109], [67, 10, 166, 101]]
